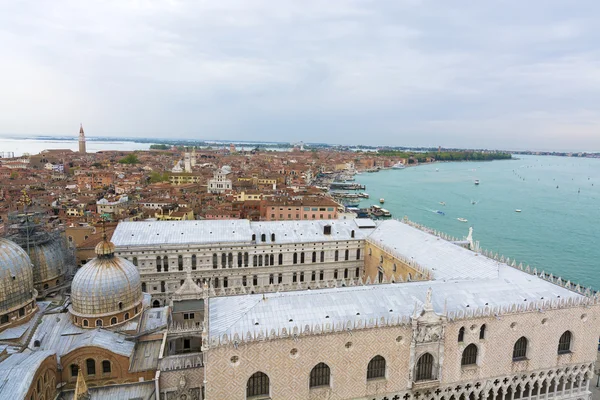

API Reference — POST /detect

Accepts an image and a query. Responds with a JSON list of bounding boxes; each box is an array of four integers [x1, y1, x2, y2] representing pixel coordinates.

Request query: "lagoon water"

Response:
[[356, 155, 600, 288], [0, 138, 151, 157]]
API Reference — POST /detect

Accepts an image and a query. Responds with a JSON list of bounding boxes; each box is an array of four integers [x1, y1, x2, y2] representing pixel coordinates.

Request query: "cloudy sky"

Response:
[[1, 1, 599, 151]]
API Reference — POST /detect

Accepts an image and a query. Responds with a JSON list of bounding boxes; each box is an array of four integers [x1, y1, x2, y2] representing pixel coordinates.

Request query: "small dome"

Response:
[[0, 238, 36, 313], [95, 240, 115, 257], [71, 239, 142, 318]]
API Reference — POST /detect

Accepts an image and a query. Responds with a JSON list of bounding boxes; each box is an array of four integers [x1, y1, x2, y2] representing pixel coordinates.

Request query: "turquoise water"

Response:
[[355, 155, 600, 289]]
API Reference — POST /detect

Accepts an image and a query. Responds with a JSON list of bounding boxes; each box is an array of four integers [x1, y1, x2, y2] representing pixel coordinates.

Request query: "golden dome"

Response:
[[94, 240, 115, 257]]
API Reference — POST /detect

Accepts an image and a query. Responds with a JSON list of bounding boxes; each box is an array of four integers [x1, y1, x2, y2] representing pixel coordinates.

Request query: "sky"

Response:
[[1, 1, 600, 151]]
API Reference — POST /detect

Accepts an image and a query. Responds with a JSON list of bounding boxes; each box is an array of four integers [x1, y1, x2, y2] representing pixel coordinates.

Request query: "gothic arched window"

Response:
[[513, 337, 528, 361], [309, 363, 331, 388], [415, 353, 434, 381], [247, 371, 269, 397], [458, 326, 465, 342], [479, 324, 486, 340], [86, 358, 96, 375], [461, 344, 478, 366], [367, 355, 386, 380], [558, 331, 572, 354]]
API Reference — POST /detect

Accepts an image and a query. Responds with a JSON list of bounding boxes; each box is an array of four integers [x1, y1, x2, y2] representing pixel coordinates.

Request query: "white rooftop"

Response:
[[367, 219, 498, 281], [209, 264, 581, 340], [0, 351, 56, 399], [112, 219, 368, 247]]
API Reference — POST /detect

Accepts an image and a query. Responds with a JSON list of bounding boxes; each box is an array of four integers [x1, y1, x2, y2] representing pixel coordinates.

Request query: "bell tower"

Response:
[[78, 123, 86, 153]]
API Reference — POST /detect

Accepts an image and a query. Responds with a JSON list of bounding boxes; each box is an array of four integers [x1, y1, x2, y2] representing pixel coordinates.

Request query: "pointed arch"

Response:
[[415, 353, 434, 381], [461, 344, 478, 366], [513, 336, 528, 360], [309, 362, 331, 388], [367, 355, 386, 380], [247, 371, 269, 397], [558, 331, 572, 354]]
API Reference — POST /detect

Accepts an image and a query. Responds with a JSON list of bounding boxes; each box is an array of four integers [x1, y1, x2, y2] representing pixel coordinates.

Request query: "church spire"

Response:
[[74, 368, 91, 400], [78, 123, 87, 153]]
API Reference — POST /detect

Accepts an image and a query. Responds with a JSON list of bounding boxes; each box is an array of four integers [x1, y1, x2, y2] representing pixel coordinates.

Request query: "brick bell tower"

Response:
[[78, 123, 86, 153]]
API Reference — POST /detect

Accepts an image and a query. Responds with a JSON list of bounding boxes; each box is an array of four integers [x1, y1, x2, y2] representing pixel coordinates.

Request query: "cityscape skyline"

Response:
[[2, 1, 600, 151]]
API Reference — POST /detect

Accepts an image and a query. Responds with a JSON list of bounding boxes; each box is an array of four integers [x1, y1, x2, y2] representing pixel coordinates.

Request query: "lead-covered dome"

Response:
[[70, 237, 142, 326], [0, 238, 36, 314], [25, 238, 67, 291]]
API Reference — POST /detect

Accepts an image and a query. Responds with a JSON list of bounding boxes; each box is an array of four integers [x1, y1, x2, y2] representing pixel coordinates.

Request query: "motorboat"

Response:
[[457, 218, 468, 222], [392, 162, 406, 169], [474, 180, 480, 185], [439, 201, 446, 206], [379, 198, 385, 204], [436, 210, 445, 216], [515, 209, 522, 213]]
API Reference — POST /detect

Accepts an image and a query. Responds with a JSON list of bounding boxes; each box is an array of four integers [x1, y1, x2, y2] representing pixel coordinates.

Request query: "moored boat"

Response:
[[457, 217, 468, 222], [379, 198, 385, 204]]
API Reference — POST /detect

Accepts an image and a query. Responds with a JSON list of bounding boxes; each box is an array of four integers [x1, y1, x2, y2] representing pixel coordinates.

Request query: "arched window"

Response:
[[334, 250, 339, 261], [300, 252, 305, 264], [356, 249, 361, 260], [351, 230, 355, 238], [278, 253, 283, 265], [247, 371, 269, 398], [96, 319, 103, 327], [70, 364, 79, 377], [293, 253, 298, 264], [132, 257, 138, 266], [152, 300, 160, 308], [110, 317, 117, 325], [141, 282, 146, 292], [118, 301, 123, 310], [102, 360, 111, 374], [513, 337, 528, 361], [252, 234, 256, 242], [461, 344, 478, 366], [320, 251, 325, 262], [558, 331, 572, 354], [178, 255, 183, 270], [237, 253, 242, 267], [271, 233, 275, 242], [367, 355, 386, 380], [345, 249, 349, 261], [124, 312, 130, 320], [192, 254, 197, 269], [312, 251, 317, 263], [163, 256, 168, 272], [479, 324, 486, 340], [83, 319, 89, 327], [212, 253, 218, 268], [415, 353, 434, 381], [258, 255, 263, 266], [86, 358, 96, 375], [221, 253, 226, 268], [458, 327, 465, 342], [309, 362, 331, 388], [253, 255, 258, 267], [156, 256, 162, 272], [244, 252, 249, 267], [261, 234, 266, 242]]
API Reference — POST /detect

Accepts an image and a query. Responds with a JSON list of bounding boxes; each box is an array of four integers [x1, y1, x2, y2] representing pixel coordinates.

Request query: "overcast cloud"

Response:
[[1, 0, 599, 151]]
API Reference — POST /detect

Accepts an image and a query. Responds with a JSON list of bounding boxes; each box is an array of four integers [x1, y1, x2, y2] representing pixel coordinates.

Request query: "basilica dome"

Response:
[[0, 238, 36, 318], [24, 238, 67, 291], [70, 237, 142, 327]]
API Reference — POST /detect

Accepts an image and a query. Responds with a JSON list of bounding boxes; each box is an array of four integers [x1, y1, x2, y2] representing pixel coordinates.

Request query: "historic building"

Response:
[[1, 217, 598, 400], [111, 219, 370, 307], [207, 166, 232, 193], [78, 124, 86, 154]]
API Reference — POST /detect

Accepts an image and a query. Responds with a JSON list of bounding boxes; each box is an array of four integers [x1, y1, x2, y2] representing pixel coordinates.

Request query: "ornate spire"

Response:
[[74, 369, 91, 400]]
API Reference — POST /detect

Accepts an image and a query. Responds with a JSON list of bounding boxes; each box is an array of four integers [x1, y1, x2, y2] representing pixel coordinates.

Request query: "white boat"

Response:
[[392, 162, 406, 169], [379, 198, 385, 204], [457, 218, 468, 223], [435, 168, 439, 172], [515, 209, 522, 213], [439, 201, 446, 206], [474, 179, 480, 185]]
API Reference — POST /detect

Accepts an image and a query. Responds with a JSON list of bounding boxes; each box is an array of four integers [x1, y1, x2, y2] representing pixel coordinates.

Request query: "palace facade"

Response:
[[1, 218, 598, 400]]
